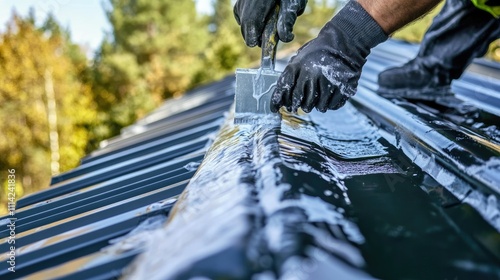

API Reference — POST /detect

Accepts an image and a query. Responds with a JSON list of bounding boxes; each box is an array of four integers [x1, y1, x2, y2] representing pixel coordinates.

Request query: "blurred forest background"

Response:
[[0, 0, 338, 213], [0, 0, 499, 214]]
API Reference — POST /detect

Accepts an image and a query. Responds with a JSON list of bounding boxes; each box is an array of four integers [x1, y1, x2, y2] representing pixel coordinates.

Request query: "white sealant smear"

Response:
[[126, 110, 368, 279], [467, 157, 500, 193], [183, 161, 201, 172], [464, 192, 500, 231], [125, 118, 260, 279], [252, 67, 278, 111], [314, 61, 356, 97], [312, 103, 380, 140], [145, 198, 178, 213], [105, 215, 167, 255], [453, 259, 500, 274], [0, 218, 9, 226], [300, 195, 365, 244], [280, 248, 371, 280], [302, 224, 365, 267], [258, 117, 366, 247], [234, 113, 281, 125]]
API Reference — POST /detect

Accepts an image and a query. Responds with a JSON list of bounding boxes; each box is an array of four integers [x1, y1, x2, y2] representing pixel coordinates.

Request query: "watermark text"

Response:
[[5, 169, 16, 273]]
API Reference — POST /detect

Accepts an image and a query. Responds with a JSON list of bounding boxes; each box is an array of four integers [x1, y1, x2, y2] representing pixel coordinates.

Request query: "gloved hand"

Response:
[[234, 0, 307, 47], [271, 1, 388, 113]]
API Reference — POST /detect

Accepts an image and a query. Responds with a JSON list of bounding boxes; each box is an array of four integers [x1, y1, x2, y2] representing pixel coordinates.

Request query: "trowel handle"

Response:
[[261, 5, 279, 71]]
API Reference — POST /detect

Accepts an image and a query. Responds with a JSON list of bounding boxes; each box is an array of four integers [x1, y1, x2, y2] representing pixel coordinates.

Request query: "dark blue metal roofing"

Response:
[[1, 40, 499, 279], [0, 75, 235, 279]]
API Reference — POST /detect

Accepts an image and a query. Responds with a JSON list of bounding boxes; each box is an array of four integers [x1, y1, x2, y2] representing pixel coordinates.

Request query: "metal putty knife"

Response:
[[234, 6, 281, 124]]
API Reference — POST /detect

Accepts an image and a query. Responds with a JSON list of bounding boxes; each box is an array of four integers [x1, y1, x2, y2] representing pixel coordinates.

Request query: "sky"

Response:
[[0, 0, 213, 55]]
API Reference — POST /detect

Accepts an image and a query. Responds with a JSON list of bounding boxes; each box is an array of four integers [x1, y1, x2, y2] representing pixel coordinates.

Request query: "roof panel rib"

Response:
[[2, 41, 499, 279]]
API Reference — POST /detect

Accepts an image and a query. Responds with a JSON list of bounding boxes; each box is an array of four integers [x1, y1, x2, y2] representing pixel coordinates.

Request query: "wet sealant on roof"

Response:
[[1, 40, 500, 279]]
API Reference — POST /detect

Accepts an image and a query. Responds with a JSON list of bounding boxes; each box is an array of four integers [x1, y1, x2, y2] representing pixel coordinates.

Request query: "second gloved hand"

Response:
[[271, 1, 388, 113], [234, 0, 307, 47]]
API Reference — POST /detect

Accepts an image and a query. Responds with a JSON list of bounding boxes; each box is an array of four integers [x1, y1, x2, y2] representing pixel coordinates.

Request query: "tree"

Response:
[[287, 0, 338, 48], [91, 0, 211, 142], [192, 0, 258, 85], [0, 13, 97, 213]]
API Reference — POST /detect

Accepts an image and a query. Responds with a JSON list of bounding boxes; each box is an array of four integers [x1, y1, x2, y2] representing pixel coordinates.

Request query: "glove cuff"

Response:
[[326, 1, 388, 52]]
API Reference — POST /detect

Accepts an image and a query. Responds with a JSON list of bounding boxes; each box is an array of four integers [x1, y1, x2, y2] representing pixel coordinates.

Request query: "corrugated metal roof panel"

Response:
[[1, 40, 499, 279]]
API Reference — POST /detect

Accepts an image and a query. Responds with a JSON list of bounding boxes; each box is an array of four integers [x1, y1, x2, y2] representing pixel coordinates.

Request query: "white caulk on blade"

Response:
[[234, 5, 282, 125]]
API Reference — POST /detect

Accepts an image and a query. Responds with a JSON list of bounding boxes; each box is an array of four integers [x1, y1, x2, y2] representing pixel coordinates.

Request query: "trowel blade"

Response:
[[234, 68, 281, 124]]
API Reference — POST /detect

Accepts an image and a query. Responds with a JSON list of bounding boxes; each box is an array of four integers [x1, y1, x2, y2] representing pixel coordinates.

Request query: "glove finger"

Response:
[[271, 86, 287, 113], [233, 4, 241, 25], [292, 69, 309, 113], [277, 0, 307, 42], [333, 96, 349, 110], [277, 3, 296, 42], [272, 68, 295, 113], [316, 80, 334, 113], [291, 74, 308, 113], [301, 78, 317, 113], [328, 91, 347, 111], [236, 1, 278, 47], [271, 86, 284, 113], [241, 22, 262, 47], [296, 0, 308, 16], [283, 85, 294, 113]]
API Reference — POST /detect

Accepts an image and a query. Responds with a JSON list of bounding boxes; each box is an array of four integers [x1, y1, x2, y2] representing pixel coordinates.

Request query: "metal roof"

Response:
[[1, 40, 499, 279]]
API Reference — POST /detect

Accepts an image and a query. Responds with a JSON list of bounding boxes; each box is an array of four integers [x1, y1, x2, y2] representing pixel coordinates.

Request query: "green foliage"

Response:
[[291, 0, 338, 46], [91, 0, 212, 143], [486, 39, 500, 62], [193, 0, 259, 85], [0, 0, 343, 214], [105, 0, 210, 97], [0, 14, 97, 213]]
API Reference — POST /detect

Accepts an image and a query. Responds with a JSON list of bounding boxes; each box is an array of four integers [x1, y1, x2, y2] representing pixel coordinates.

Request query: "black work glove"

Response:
[[271, 1, 388, 113], [234, 0, 307, 47]]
